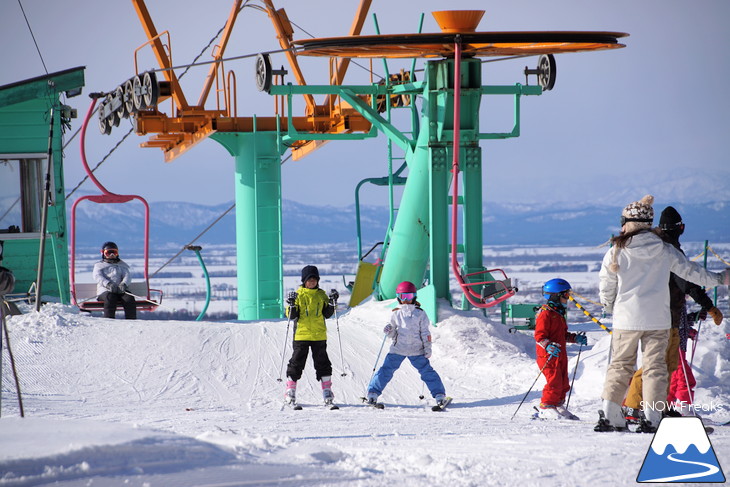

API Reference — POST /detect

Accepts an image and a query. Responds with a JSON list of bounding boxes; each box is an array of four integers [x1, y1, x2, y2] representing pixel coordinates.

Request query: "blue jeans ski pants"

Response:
[[368, 353, 445, 398]]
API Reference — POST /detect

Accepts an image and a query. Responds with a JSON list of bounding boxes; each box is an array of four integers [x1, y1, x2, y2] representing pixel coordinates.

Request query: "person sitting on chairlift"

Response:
[[93, 241, 136, 320]]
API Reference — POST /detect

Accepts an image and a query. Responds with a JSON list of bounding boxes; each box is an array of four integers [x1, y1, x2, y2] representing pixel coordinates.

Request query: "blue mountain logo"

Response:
[[637, 416, 725, 483]]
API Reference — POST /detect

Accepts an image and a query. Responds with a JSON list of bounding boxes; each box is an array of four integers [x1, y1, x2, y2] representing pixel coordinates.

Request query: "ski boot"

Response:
[[365, 392, 384, 409], [536, 403, 561, 420], [321, 376, 339, 410], [284, 379, 301, 409], [432, 395, 452, 412], [624, 407, 643, 424]]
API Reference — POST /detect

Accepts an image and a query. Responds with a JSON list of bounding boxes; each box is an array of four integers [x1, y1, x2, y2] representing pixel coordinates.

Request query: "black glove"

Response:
[[107, 282, 120, 294], [119, 283, 129, 293], [286, 291, 298, 306], [329, 289, 339, 304], [688, 309, 708, 322]]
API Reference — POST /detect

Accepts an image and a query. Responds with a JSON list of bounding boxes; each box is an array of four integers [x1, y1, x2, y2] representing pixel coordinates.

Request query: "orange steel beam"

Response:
[[134, 113, 371, 135], [325, 0, 372, 107], [131, 0, 190, 110], [197, 0, 242, 107], [261, 0, 315, 113]]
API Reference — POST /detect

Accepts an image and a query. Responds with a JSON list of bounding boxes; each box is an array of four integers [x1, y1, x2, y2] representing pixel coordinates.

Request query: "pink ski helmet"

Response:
[[395, 281, 417, 294]]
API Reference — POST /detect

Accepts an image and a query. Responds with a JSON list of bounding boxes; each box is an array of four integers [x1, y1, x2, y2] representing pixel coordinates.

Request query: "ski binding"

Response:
[[432, 397, 452, 412], [360, 397, 385, 409]]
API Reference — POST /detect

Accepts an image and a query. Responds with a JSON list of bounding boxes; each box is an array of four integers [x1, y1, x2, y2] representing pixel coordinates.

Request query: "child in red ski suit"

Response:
[[534, 278, 586, 420]]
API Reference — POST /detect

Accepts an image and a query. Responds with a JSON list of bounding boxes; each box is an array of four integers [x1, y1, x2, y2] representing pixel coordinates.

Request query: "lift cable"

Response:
[[63, 5, 255, 201], [65, 128, 134, 200], [17, 0, 49, 75]]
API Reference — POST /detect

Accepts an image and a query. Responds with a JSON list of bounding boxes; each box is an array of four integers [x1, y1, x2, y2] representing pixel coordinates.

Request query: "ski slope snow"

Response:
[[0, 298, 728, 486]]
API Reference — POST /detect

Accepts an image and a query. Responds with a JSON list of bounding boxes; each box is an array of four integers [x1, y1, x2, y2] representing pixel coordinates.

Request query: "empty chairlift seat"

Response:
[[480, 277, 515, 301]]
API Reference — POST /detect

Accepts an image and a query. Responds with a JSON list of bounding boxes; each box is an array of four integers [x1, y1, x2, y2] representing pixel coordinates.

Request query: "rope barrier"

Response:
[[707, 245, 730, 266], [570, 290, 603, 308], [569, 296, 612, 334]]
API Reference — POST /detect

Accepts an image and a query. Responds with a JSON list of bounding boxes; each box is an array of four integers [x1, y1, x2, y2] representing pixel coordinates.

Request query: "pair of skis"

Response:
[[594, 410, 717, 434], [284, 399, 339, 411], [360, 396, 453, 412]]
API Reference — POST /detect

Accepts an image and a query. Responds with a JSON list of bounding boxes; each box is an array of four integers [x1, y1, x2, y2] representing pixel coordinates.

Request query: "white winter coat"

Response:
[[599, 232, 724, 331], [386, 304, 432, 356], [93, 259, 132, 296]]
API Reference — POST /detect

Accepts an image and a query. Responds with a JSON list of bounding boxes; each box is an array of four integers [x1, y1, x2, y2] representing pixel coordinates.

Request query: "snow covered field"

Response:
[[1, 245, 729, 486]]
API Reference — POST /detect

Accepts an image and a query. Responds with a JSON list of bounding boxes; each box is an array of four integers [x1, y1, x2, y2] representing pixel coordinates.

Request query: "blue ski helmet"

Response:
[[542, 278, 571, 300]]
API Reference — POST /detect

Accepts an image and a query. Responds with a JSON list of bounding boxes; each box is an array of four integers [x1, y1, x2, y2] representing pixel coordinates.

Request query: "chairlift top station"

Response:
[[2, 2, 626, 322]]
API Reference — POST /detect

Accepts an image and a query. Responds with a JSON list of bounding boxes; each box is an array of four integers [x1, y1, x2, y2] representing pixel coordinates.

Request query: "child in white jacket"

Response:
[[596, 195, 730, 433], [366, 281, 447, 409]]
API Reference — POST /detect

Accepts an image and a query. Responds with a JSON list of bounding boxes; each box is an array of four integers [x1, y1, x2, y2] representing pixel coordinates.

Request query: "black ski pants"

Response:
[[98, 291, 137, 319], [287, 340, 332, 381]]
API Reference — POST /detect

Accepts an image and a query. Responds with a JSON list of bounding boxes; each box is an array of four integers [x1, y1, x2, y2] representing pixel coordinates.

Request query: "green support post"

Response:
[[267, 58, 540, 323], [212, 130, 283, 320]]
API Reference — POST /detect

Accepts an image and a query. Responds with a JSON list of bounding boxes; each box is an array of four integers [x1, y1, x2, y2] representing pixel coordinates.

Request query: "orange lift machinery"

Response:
[[95, 0, 377, 320], [95, 1, 626, 321]]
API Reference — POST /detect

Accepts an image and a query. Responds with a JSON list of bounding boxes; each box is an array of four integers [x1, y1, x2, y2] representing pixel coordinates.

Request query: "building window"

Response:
[[0, 154, 50, 235]]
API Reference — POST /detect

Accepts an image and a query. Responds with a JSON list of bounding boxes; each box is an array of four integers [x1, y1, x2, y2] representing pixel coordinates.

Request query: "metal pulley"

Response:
[[524, 54, 557, 91], [255, 53, 288, 93], [97, 71, 162, 135]]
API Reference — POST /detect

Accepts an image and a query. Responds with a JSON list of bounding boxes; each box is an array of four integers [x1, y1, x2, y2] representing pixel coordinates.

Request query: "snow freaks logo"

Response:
[[637, 416, 726, 483]]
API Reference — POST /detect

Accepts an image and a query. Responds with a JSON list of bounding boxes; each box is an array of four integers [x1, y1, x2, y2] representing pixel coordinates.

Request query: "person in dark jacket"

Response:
[[92, 241, 136, 319]]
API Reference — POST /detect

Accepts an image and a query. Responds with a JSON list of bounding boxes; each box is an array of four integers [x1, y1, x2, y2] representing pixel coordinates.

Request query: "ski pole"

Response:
[[679, 348, 695, 410], [564, 343, 583, 411], [332, 296, 347, 377], [569, 296, 611, 334], [511, 355, 553, 421], [276, 316, 292, 382], [365, 334, 387, 396], [0, 299, 24, 417], [689, 319, 703, 369]]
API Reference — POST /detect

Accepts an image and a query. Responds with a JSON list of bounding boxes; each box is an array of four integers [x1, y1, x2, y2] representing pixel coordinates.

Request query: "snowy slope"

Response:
[[1, 300, 728, 486]]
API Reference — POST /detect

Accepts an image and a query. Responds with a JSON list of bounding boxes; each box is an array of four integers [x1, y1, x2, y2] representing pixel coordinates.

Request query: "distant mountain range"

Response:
[[68, 195, 729, 250]]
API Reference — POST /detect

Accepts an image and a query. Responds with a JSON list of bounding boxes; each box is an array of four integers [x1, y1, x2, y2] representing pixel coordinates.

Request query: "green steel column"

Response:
[[377, 128, 432, 300], [211, 131, 283, 320], [378, 57, 487, 321]]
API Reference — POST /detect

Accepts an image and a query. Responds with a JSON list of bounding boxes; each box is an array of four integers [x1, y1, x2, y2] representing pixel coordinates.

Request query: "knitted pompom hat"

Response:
[[621, 194, 654, 230], [610, 194, 655, 273]]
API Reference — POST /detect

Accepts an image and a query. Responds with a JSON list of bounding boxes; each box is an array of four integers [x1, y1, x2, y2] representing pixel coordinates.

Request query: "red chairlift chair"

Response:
[[450, 40, 516, 309], [70, 95, 162, 313]]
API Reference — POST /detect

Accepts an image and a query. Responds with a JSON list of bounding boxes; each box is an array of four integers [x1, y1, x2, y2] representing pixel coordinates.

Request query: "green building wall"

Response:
[[0, 67, 85, 303]]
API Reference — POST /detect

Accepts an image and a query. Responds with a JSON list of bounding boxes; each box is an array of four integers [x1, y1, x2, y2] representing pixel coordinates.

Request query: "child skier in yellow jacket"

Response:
[[284, 265, 339, 407]]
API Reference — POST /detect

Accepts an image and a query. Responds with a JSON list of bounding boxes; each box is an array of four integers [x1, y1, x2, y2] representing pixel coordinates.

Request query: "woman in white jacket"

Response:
[[596, 195, 729, 432]]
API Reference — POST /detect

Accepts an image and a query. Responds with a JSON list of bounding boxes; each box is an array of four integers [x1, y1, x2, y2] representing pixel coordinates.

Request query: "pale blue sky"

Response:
[[2, 0, 729, 207]]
